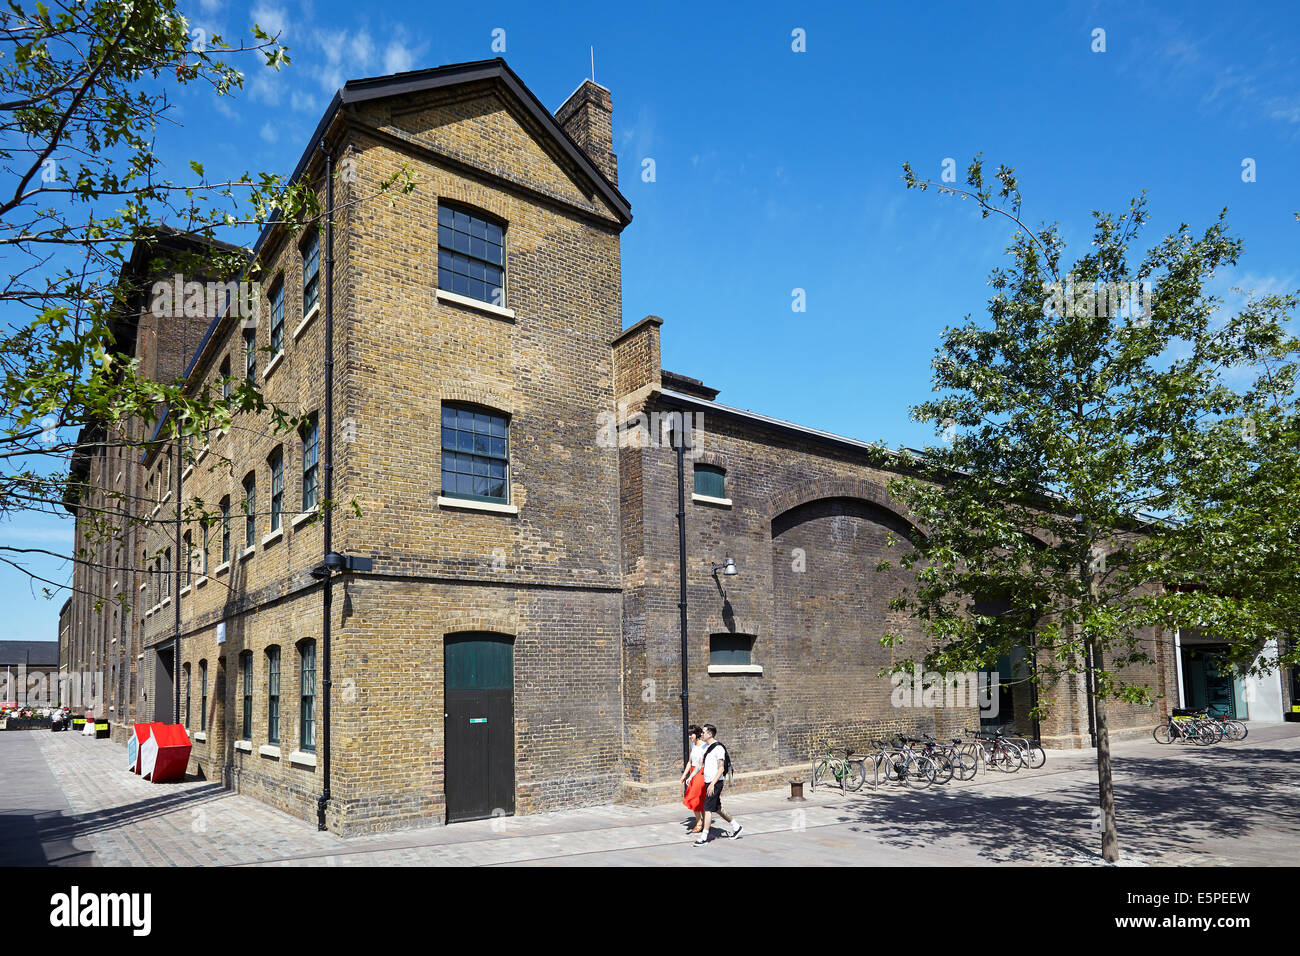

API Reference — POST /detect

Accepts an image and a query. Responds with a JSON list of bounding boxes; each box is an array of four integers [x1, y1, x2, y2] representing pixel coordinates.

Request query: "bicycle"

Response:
[[994, 728, 1047, 769], [1153, 710, 1218, 745], [811, 739, 868, 792], [1210, 713, 1248, 741], [876, 736, 938, 789], [963, 727, 1025, 772], [924, 734, 978, 781]]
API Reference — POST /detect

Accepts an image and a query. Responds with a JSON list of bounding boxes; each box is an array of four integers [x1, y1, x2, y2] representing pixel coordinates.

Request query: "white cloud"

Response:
[[260, 122, 279, 143], [212, 96, 239, 120], [350, 31, 375, 67], [249, 67, 284, 106], [250, 2, 290, 42], [383, 40, 415, 74], [198, 0, 223, 13], [290, 89, 318, 112]]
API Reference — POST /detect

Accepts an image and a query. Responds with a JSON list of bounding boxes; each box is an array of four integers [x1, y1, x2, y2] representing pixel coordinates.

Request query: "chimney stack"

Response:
[[556, 79, 618, 187]]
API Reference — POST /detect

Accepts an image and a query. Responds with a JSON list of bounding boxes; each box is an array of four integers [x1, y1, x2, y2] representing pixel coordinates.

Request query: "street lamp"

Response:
[[711, 556, 738, 577]]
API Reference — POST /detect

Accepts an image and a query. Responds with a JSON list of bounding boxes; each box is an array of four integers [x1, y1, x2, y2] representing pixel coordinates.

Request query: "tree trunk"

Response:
[[1091, 639, 1120, 862]]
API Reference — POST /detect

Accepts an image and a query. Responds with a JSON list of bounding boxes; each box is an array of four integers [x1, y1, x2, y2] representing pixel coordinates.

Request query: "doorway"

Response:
[[1181, 645, 1242, 718], [444, 633, 515, 823], [152, 646, 175, 724]]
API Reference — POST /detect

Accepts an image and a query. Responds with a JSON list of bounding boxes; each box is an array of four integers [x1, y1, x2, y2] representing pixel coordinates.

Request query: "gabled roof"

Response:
[[176, 58, 631, 401], [314, 57, 631, 224]]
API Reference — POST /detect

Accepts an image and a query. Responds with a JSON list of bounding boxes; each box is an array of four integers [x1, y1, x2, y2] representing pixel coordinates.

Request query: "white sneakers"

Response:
[[692, 821, 742, 845]]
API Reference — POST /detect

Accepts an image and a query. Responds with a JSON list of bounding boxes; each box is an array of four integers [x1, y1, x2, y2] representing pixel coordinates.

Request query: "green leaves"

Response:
[[887, 153, 1300, 708]]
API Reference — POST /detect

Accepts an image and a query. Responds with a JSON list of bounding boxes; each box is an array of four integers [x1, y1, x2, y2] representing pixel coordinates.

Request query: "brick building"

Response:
[[61, 58, 1178, 834]]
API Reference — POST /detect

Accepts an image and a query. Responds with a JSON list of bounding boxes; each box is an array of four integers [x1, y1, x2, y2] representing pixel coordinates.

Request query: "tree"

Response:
[[878, 156, 1299, 862], [0, 0, 410, 608]]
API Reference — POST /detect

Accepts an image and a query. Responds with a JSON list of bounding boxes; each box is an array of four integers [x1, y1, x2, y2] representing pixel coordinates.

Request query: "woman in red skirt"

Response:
[[681, 724, 707, 833]]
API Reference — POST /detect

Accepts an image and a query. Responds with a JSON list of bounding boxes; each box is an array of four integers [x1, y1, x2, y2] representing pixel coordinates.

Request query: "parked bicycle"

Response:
[[963, 727, 1025, 772], [987, 726, 1046, 769], [1153, 708, 1232, 745], [811, 739, 868, 792]]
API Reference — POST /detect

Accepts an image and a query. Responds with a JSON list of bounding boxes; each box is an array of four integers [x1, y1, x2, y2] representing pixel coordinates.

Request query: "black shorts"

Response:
[[703, 779, 725, 813]]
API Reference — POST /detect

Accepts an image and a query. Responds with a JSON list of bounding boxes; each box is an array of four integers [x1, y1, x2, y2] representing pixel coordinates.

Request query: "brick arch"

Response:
[[768, 477, 928, 538], [690, 451, 728, 472], [440, 613, 519, 639], [436, 190, 510, 228], [439, 386, 514, 417]]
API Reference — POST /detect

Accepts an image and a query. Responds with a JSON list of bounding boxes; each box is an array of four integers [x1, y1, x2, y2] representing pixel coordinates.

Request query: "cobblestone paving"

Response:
[[2, 724, 1296, 866]]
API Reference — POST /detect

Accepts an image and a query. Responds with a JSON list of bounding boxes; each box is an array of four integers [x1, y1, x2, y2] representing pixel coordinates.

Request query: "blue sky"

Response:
[[4, 0, 1299, 641]]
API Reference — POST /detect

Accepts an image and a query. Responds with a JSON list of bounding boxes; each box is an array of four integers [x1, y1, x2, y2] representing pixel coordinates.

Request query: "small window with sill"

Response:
[[693, 464, 727, 500], [440, 404, 508, 504], [437, 205, 504, 307], [709, 634, 756, 668]]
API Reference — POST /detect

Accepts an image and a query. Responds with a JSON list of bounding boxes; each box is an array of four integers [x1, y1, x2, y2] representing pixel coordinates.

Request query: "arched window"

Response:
[[298, 639, 316, 753], [239, 651, 253, 741], [199, 660, 208, 732], [266, 646, 281, 744]]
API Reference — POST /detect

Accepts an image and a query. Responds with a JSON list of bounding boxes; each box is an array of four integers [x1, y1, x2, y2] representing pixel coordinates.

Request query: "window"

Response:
[[219, 496, 231, 563], [300, 640, 316, 753], [163, 549, 171, 597], [440, 405, 508, 503], [437, 205, 504, 306], [269, 448, 283, 532], [266, 647, 281, 745], [709, 634, 755, 666], [219, 357, 231, 399], [301, 417, 319, 511], [199, 660, 208, 732], [243, 326, 257, 382], [240, 651, 253, 741], [694, 464, 726, 499], [184, 663, 191, 728], [243, 473, 256, 550], [183, 532, 192, 587], [268, 279, 285, 356], [200, 521, 209, 575], [302, 230, 320, 315]]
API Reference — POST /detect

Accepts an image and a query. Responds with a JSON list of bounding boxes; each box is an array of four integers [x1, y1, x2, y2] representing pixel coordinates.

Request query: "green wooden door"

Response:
[[444, 634, 514, 823]]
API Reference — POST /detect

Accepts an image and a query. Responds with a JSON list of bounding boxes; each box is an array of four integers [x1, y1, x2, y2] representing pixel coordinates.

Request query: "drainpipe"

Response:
[[175, 429, 182, 726], [317, 139, 335, 832], [674, 419, 689, 768]]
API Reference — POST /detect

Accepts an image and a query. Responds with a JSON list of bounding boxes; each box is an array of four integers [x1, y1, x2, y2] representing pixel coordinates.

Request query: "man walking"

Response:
[[694, 723, 742, 845]]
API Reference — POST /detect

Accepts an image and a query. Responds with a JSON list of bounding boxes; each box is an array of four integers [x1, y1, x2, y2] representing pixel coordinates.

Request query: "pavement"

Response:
[[1, 722, 1297, 866]]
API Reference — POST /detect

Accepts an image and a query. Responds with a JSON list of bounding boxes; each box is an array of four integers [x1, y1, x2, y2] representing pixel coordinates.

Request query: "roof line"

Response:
[[659, 388, 905, 460]]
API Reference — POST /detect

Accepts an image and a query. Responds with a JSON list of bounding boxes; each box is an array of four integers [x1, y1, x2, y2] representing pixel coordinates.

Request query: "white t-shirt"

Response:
[[702, 743, 727, 784], [689, 742, 706, 769]]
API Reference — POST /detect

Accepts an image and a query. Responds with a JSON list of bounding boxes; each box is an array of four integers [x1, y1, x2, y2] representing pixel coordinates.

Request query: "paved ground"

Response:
[[2, 723, 1297, 866]]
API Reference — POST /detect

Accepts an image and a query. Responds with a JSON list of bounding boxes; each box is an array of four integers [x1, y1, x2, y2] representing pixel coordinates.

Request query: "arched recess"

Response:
[[767, 494, 929, 766], [768, 477, 929, 540]]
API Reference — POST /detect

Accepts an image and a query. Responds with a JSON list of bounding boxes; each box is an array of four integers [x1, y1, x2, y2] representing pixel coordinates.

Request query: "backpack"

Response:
[[703, 741, 734, 781]]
